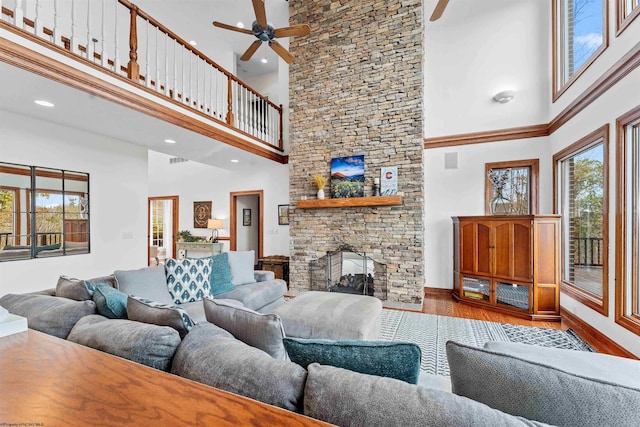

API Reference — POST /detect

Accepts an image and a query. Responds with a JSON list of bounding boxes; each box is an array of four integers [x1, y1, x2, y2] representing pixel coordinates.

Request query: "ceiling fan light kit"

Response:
[[212, 0, 310, 64]]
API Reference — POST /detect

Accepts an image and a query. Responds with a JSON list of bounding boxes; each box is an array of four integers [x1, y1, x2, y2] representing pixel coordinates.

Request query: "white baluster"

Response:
[[155, 31, 160, 92], [15, 0, 24, 28], [172, 38, 177, 99], [101, 0, 108, 67], [86, 0, 93, 60], [114, 0, 120, 73], [164, 34, 169, 96], [182, 47, 186, 104], [195, 57, 200, 110], [71, 0, 79, 54], [188, 54, 193, 107], [34, 0, 43, 37], [53, 0, 62, 46], [145, 22, 150, 88]]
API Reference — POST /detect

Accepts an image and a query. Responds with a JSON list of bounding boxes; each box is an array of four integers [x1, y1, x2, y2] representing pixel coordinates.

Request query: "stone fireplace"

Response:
[[287, 0, 425, 308]]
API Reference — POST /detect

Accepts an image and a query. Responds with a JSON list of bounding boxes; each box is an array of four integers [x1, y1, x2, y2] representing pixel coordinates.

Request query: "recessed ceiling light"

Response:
[[231, 159, 240, 163], [34, 100, 54, 107], [261, 57, 268, 64], [237, 22, 244, 28], [164, 139, 177, 144], [189, 40, 197, 46]]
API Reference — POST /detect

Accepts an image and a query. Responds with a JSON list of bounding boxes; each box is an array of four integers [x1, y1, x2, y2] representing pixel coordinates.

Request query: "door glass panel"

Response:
[[496, 281, 530, 311], [462, 276, 490, 302]]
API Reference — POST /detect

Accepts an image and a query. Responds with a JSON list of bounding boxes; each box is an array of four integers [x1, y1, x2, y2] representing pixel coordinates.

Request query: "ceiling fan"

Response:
[[212, 0, 311, 64], [429, 0, 450, 21]]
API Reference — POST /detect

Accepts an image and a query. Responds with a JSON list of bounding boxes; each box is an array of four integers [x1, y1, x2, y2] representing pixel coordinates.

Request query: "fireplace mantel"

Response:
[[296, 195, 402, 209]]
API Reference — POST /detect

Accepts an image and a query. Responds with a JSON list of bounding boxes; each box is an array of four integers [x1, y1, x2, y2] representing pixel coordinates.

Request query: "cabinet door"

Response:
[[459, 221, 492, 276], [493, 220, 532, 282]]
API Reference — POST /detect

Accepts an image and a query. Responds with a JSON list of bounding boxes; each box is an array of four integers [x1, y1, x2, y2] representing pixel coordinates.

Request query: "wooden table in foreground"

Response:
[[0, 330, 331, 426]]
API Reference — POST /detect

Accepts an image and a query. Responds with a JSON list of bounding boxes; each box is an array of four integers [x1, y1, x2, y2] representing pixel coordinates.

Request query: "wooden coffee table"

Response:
[[0, 329, 331, 426]]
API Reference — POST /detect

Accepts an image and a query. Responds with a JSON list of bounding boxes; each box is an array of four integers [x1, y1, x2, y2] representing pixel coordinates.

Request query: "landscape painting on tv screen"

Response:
[[331, 155, 365, 198]]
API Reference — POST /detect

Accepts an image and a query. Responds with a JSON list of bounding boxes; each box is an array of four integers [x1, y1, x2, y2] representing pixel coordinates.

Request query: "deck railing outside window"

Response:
[[0, 0, 283, 150]]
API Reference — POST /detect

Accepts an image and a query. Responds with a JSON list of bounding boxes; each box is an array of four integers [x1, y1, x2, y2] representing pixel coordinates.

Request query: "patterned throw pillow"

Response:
[[127, 296, 195, 339], [165, 258, 213, 304]]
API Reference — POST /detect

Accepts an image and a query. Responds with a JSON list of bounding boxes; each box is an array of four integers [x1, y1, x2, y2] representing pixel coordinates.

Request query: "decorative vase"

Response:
[[490, 191, 511, 215], [317, 189, 325, 200]]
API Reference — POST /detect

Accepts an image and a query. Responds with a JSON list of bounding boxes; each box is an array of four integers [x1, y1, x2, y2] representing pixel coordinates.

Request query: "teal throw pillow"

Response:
[[283, 338, 422, 384], [91, 282, 128, 319], [207, 252, 236, 296]]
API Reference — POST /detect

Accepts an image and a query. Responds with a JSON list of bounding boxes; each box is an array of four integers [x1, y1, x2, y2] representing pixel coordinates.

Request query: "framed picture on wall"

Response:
[[278, 204, 289, 225], [243, 209, 251, 226], [193, 201, 212, 228]]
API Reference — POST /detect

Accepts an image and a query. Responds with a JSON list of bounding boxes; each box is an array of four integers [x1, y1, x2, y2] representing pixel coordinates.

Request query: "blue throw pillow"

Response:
[[283, 338, 422, 384], [91, 282, 128, 319], [207, 252, 236, 296]]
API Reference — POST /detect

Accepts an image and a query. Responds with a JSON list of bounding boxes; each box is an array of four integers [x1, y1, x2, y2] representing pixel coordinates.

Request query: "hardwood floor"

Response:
[[422, 288, 630, 357]]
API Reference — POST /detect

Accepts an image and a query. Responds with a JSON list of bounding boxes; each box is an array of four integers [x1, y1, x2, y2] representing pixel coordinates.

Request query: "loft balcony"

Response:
[[0, 0, 286, 164]]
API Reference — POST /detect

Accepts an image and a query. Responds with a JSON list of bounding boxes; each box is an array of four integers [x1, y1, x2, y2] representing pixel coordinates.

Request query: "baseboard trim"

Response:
[[561, 308, 638, 359]]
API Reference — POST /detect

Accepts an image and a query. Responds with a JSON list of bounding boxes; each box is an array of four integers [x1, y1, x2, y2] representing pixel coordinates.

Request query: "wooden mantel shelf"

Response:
[[296, 195, 403, 209]]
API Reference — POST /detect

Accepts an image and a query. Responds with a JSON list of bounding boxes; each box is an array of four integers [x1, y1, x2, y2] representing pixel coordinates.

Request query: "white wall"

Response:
[[147, 151, 290, 256], [245, 72, 280, 103], [424, 138, 550, 288], [0, 110, 149, 295], [424, 0, 550, 136]]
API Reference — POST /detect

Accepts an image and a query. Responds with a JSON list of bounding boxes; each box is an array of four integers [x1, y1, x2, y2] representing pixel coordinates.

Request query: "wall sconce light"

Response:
[[207, 219, 224, 242], [493, 90, 517, 103]]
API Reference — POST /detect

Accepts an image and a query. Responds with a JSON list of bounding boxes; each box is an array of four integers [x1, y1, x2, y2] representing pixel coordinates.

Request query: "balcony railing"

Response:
[[0, 0, 283, 151], [574, 237, 603, 267]]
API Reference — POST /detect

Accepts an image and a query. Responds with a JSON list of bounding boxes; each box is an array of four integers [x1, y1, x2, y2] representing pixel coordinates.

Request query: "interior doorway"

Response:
[[148, 196, 179, 266], [230, 190, 263, 265]]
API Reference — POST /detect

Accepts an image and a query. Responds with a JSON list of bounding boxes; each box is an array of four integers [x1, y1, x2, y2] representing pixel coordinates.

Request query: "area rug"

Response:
[[378, 310, 594, 376]]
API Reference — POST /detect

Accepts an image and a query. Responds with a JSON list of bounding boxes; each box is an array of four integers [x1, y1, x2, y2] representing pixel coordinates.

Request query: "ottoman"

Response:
[[272, 291, 383, 340]]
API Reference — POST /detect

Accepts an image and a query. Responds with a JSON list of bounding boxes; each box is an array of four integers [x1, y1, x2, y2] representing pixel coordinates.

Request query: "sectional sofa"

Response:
[[1, 252, 639, 426]]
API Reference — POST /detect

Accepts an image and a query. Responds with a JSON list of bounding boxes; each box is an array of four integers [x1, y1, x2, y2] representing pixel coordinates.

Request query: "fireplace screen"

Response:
[[310, 245, 387, 300]]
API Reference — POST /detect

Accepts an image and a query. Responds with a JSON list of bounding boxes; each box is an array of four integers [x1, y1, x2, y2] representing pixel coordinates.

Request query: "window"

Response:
[[0, 162, 89, 261], [485, 159, 539, 215], [615, 105, 640, 334], [617, 0, 640, 35], [553, 0, 608, 100], [554, 125, 609, 315]]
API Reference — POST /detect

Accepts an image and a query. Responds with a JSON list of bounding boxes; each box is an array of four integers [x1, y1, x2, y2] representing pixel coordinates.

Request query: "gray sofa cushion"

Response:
[[227, 250, 256, 285], [127, 296, 194, 339], [203, 298, 287, 360], [67, 314, 181, 371], [0, 293, 96, 339], [171, 322, 307, 412], [114, 266, 173, 305], [447, 341, 640, 427], [254, 270, 275, 282], [179, 301, 207, 324], [304, 363, 549, 427], [216, 279, 287, 311], [56, 274, 117, 301]]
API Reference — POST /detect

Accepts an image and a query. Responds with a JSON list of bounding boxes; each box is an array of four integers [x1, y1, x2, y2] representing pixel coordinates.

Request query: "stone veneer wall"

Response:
[[288, 0, 424, 305]]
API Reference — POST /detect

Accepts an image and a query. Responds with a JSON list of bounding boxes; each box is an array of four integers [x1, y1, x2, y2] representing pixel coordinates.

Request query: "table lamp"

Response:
[[207, 219, 224, 243]]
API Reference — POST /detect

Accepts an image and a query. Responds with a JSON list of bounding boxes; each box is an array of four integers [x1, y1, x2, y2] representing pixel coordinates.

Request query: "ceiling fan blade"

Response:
[[252, 0, 268, 28], [240, 40, 262, 61], [429, 0, 450, 21], [269, 40, 295, 64], [213, 21, 253, 35], [273, 24, 311, 38]]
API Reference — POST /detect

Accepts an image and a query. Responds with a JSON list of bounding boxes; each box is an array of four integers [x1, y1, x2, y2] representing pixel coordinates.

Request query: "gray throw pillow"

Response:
[[114, 266, 173, 305], [447, 341, 640, 427], [303, 364, 549, 427], [91, 283, 128, 319], [171, 322, 307, 412], [68, 315, 181, 371], [203, 297, 287, 359], [56, 274, 118, 301], [227, 250, 256, 286], [127, 296, 194, 339], [283, 337, 422, 384]]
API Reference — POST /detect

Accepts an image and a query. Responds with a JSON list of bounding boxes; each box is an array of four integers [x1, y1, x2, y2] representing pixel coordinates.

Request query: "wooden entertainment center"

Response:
[[452, 215, 561, 321]]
